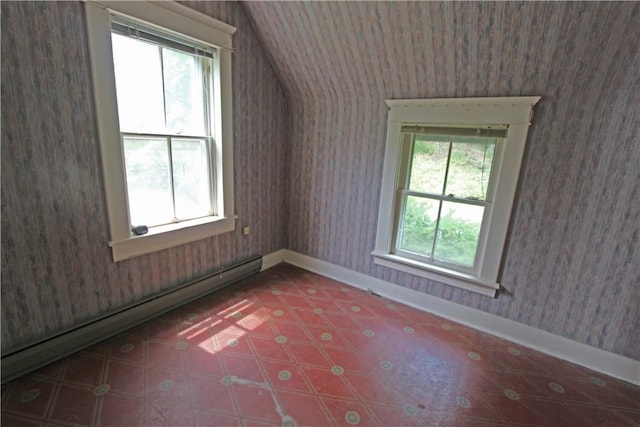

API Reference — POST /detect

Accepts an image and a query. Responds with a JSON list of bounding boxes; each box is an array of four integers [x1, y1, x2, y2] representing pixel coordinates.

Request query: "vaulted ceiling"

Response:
[[239, 2, 636, 104]]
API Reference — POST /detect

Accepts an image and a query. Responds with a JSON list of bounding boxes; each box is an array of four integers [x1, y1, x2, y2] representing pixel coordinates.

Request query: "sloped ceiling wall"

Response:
[[241, 1, 640, 358]]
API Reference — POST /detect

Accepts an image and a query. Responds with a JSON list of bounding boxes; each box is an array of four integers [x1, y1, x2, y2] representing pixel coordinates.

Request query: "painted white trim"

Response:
[[261, 249, 639, 385], [84, 1, 236, 261], [111, 216, 236, 261], [261, 249, 286, 271], [386, 97, 540, 125], [372, 252, 498, 297], [87, 1, 236, 50], [85, 3, 130, 244], [374, 97, 541, 296]]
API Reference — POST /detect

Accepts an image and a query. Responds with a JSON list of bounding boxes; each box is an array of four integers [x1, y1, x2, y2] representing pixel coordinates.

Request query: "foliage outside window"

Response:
[[396, 132, 499, 271], [373, 98, 540, 297]]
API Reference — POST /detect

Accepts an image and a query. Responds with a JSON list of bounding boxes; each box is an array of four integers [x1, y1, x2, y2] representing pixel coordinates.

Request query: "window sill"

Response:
[[372, 252, 499, 297], [109, 215, 236, 261]]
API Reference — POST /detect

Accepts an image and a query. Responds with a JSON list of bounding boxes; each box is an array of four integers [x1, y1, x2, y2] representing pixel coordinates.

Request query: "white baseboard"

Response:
[[263, 249, 639, 385], [261, 249, 286, 271]]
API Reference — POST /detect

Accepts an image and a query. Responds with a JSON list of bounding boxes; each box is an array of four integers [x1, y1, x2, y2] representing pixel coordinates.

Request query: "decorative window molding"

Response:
[[373, 97, 541, 297], [85, 1, 237, 261]]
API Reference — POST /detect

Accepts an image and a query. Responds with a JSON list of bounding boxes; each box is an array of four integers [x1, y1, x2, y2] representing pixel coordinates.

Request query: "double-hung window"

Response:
[[373, 98, 540, 297], [112, 18, 215, 228], [395, 126, 504, 270], [85, 1, 236, 261]]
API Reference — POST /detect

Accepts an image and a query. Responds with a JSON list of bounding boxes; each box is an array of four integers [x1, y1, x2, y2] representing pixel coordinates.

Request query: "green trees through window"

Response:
[[397, 135, 496, 268]]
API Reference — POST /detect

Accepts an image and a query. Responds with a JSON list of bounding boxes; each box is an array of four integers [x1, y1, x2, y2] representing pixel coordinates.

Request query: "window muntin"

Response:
[[395, 131, 499, 271], [111, 18, 215, 228], [122, 136, 212, 227], [85, 0, 237, 261], [373, 97, 540, 296]]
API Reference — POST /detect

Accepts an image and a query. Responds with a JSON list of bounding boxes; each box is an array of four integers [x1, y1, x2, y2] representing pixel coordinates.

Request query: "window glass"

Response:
[[373, 98, 539, 295], [85, 1, 237, 261], [408, 137, 449, 194], [162, 49, 206, 135], [433, 201, 484, 267], [172, 139, 211, 219], [445, 137, 495, 200], [123, 137, 174, 226], [397, 195, 438, 256], [111, 34, 165, 133], [111, 26, 214, 228], [397, 133, 497, 269]]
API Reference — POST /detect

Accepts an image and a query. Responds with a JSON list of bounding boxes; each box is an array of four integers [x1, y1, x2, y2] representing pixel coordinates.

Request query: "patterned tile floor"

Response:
[[2, 264, 639, 426]]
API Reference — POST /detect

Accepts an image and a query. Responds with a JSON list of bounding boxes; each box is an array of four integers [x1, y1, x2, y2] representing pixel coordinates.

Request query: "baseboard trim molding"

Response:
[[263, 249, 639, 385], [1, 256, 262, 384], [261, 249, 286, 271]]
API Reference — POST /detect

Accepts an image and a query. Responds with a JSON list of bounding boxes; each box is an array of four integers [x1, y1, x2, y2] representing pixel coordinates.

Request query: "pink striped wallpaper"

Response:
[[1, 1, 288, 352], [241, 1, 640, 359], [1, 1, 638, 361]]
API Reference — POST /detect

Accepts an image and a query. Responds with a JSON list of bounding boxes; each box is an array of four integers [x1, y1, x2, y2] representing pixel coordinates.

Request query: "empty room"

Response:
[[1, 1, 639, 426]]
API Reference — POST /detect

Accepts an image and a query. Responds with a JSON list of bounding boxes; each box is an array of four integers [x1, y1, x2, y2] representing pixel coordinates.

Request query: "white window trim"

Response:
[[85, 1, 237, 261], [373, 97, 541, 297]]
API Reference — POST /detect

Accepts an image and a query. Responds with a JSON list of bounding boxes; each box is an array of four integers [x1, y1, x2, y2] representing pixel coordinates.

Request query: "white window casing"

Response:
[[373, 97, 541, 297], [84, 1, 237, 261]]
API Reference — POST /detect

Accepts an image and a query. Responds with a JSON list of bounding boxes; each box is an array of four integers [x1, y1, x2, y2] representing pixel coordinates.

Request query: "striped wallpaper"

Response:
[[1, 1, 288, 353], [241, 1, 640, 359], [2, 1, 638, 361]]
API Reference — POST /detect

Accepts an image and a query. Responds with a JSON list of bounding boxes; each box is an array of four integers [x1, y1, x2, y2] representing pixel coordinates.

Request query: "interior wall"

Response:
[[241, 1, 640, 359], [0, 1, 289, 353]]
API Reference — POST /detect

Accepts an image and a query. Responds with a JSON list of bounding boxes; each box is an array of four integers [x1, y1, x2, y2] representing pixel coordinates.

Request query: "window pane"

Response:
[[433, 201, 484, 267], [123, 137, 174, 227], [408, 136, 450, 194], [444, 137, 496, 200], [111, 35, 165, 133], [397, 195, 439, 256], [172, 139, 211, 219], [162, 48, 206, 135]]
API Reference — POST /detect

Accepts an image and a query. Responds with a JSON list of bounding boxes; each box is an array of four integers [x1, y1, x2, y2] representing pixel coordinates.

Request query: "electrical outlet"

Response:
[[242, 226, 250, 235]]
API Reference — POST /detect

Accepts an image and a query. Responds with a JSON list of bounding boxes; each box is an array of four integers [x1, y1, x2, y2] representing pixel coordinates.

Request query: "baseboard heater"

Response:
[[1, 256, 262, 384]]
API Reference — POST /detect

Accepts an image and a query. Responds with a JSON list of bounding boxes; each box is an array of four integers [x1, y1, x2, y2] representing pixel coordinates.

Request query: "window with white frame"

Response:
[[85, 1, 237, 261], [373, 97, 540, 297], [111, 18, 215, 227]]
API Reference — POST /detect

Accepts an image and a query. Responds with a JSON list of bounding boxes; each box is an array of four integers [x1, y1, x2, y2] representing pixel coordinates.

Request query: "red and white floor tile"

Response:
[[2, 264, 639, 426]]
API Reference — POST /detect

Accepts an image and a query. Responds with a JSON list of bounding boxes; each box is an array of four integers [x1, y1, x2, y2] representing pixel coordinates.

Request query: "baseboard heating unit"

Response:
[[1, 256, 262, 384]]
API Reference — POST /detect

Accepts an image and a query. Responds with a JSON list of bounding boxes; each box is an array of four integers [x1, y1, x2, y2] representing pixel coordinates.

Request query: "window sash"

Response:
[[110, 30, 213, 137], [112, 20, 217, 227], [122, 133, 215, 227], [395, 248, 477, 272], [394, 192, 487, 270], [399, 190, 488, 207], [373, 97, 540, 296], [401, 125, 507, 138], [404, 132, 497, 200], [111, 18, 216, 59], [393, 132, 499, 273], [85, 0, 237, 261]]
